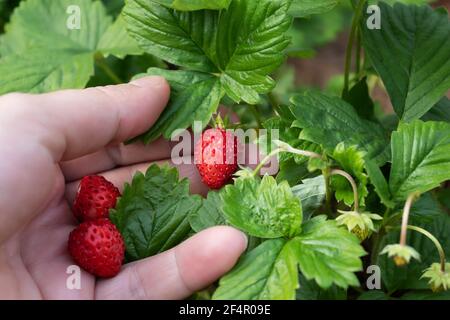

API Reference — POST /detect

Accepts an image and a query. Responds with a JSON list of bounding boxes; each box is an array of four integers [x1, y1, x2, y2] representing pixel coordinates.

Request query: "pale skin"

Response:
[[0, 76, 247, 299]]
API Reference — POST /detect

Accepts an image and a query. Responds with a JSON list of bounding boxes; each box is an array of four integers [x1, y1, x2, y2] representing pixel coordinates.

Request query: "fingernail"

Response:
[[130, 76, 166, 88], [239, 231, 248, 250]]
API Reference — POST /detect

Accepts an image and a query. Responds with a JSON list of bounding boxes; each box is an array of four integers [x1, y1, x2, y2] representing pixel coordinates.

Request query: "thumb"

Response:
[[0, 76, 170, 162]]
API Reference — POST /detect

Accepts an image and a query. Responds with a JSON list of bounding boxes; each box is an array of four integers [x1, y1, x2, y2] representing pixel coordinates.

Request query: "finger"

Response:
[[0, 76, 170, 162], [61, 138, 174, 182], [95, 226, 247, 300], [65, 157, 209, 204], [61, 129, 197, 182]]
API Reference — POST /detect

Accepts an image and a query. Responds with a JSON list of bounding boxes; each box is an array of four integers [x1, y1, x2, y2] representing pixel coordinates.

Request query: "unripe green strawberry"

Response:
[[195, 128, 238, 189], [73, 175, 121, 222], [68, 219, 125, 278]]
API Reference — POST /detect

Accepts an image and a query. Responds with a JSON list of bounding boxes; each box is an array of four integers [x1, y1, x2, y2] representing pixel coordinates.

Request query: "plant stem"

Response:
[[323, 168, 333, 214], [95, 54, 123, 84], [330, 169, 359, 212], [399, 193, 419, 246], [280, 143, 322, 159], [407, 225, 447, 273], [252, 148, 283, 177], [252, 144, 322, 177], [355, 30, 362, 79], [343, 0, 366, 95]]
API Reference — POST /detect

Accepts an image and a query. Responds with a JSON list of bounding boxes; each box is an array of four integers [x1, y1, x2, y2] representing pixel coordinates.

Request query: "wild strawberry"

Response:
[[68, 219, 125, 278], [73, 175, 121, 222], [195, 128, 238, 189]]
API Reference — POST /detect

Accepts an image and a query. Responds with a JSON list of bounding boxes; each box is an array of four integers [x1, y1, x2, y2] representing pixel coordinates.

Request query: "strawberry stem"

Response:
[[252, 148, 283, 177], [343, 0, 366, 95], [330, 169, 360, 213], [252, 143, 322, 177], [407, 225, 446, 273], [399, 192, 420, 246]]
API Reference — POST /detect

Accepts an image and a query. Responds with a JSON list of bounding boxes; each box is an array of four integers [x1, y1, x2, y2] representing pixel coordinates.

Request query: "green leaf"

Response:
[[365, 158, 395, 208], [0, 0, 139, 93], [123, 0, 292, 141], [290, 216, 366, 289], [291, 175, 326, 220], [0, 0, 113, 93], [331, 143, 369, 207], [213, 239, 299, 300], [289, 91, 390, 165], [379, 211, 450, 291], [1, 0, 111, 56], [361, 3, 450, 121], [110, 164, 202, 261], [98, 15, 143, 59], [222, 175, 303, 239], [123, 0, 218, 73], [216, 0, 292, 104], [421, 97, 450, 122], [189, 191, 227, 232], [0, 48, 94, 95], [342, 77, 376, 121], [289, 0, 339, 18], [171, 0, 231, 11], [276, 158, 311, 187], [134, 68, 224, 142], [410, 193, 444, 224], [389, 120, 450, 201], [357, 290, 390, 300], [297, 274, 347, 300], [401, 290, 450, 300]]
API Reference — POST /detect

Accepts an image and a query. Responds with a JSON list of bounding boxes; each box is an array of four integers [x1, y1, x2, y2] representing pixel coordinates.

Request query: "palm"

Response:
[[3, 168, 97, 299]]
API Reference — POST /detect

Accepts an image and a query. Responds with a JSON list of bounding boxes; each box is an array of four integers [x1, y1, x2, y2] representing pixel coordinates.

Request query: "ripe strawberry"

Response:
[[68, 219, 125, 278], [195, 128, 238, 189], [73, 175, 120, 222]]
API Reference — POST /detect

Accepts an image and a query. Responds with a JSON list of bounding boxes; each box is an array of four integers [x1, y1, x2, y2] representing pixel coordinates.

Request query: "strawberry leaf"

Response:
[[361, 3, 450, 121], [291, 175, 326, 221], [189, 191, 227, 232], [132, 68, 224, 142], [171, 0, 231, 11], [110, 164, 202, 261], [221, 175, 303, 238], [212, 239, 299, 300], [290, 216, 366, 289], [297, 274, 347, 300], [289, 91, 390, 165], [123, 1, 219, 73], [0, 0, 139, 94], [365, 158, 395, 208], [216, 0, 292, 104], [331, 143, 369, 208], [98, 15, 143, 59], [0, 48, 94, 95], [389, 120, 450, 201], [289, 0, 339, 18], [421, 97, 450, 123], [123, 0, 292, 142]]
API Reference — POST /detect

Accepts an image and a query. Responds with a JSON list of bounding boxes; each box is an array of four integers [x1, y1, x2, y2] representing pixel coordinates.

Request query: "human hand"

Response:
[[0, 77, 247, 300]]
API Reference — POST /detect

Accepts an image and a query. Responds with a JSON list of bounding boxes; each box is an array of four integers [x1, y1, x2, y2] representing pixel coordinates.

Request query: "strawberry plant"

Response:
[[1, 0, 450, 300]]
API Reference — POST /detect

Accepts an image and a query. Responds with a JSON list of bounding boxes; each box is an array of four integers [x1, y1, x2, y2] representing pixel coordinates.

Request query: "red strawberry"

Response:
[[68, 219, 125, 278], [195, 128, 238, 189], [73, 175, 120, 222]]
